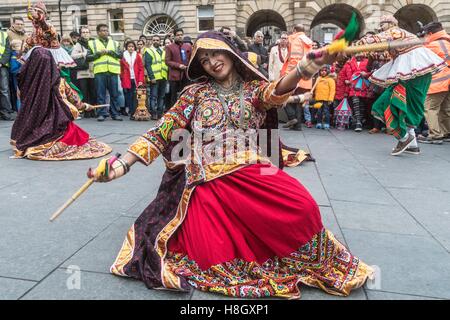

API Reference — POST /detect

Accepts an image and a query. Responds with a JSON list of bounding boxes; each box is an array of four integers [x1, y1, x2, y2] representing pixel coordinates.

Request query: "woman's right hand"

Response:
[[87, 158, 116, 183]]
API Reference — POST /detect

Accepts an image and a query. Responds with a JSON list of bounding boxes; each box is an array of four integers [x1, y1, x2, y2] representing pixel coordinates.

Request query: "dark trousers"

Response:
[[316, 101, 331, 125], [123, 82, 137, 116], [78, 77, 97, 118], [149, 80, 167, 116], [169, 79, 188, 109], [285, 103, 302, 128], [10, 73, 19, 112], [78, 78, 97, 104], [0, 67, 13, 118], [95, 72, 121, 118]]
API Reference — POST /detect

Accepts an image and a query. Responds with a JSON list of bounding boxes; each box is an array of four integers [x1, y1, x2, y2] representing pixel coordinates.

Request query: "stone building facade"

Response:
[[1, 0, 449, 43]]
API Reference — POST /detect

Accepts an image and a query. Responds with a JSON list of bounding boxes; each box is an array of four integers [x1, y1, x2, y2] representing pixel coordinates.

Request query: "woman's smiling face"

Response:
[[197, 49, 234, 81]]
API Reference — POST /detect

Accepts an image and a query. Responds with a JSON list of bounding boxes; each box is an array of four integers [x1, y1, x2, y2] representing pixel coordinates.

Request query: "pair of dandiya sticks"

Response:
[[49, 12, 426, 222]]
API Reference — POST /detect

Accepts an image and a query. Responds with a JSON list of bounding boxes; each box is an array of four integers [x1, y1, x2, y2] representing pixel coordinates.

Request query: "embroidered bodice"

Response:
[[129, 79, 291, 187]]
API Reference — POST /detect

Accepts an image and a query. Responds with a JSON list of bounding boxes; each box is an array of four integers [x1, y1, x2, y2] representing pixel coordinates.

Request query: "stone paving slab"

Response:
[[342, 229, 450, 299], [62, 217, 136, 274], [20, 269, 191, 300], [0, 277, 37, 300], [387, 188, 450, 252], [330, 200, 428, 237]]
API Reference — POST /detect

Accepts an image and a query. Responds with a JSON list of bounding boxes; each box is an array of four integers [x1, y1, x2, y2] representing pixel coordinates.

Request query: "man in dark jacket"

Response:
[[165, 28, 192, 108], [248, 31, 268, 71]]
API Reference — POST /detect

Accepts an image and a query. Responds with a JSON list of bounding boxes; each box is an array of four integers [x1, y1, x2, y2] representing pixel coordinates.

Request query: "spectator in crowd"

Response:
[[61, 34, 74, 54], [167, 29, 175, 42], [332, 54, 350, 123], [219, 26, 248, 52], [145, 35, 168, 120], [419, 21, 450, 144], [137, 40, 146, 57], [120, 40, 144, 120], [71, 26, 96, 117], [313, 66, 336, 129], [165, 28, 191, 108], [70, 31, 81, 45], [164, 37, 172, 48], [7, 17, 27, 51], [268, 32, 288, 82], [312, 41, 321, 50], [248, 31, 268, 71], [0, 29, 13, 120], [87, 23, 123, 121], [183, 36, 193, 46], [345, 53, 371, 132], [9, 39, 22, 112], [139, 34, 147, 43]]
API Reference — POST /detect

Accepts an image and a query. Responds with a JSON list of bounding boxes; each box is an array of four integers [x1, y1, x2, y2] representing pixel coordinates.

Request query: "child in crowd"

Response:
[[332, 55, 350, 127], [345, 53, 371, 132], [313, 66, 336, 129], [120, 41, 144, 120]]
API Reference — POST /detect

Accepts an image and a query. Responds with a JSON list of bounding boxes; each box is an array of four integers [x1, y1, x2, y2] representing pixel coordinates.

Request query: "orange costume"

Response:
[[281, 32, 313, 90]]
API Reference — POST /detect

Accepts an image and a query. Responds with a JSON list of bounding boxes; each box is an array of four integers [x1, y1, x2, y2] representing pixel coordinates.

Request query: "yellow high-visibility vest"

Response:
[[148, 47, 168, 80], [0, 31, 9, 67], [88, 38, 120, 75]]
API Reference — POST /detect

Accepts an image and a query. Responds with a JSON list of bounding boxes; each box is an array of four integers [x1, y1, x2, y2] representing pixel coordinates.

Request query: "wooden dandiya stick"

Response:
[[49, 153, 121, 222]]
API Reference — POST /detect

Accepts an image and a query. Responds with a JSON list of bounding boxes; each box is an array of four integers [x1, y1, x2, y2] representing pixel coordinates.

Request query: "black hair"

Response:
[[12, 16, 24, 23], [174, 28, 184, 35], [125, 40, 136, 50], [424, 22, 444, 34], [96, 24, 108, 32], [70, 31, 80, 38]]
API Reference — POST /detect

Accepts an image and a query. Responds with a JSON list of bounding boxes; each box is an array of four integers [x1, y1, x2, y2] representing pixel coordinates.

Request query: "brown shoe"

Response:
[[391, 134, 415, 156], [369, 128, 380, 134], [282, 119, 298, 128], [404, 146, 421, 155]]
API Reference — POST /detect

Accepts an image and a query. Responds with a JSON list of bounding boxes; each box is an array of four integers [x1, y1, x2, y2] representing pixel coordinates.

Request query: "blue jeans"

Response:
[[123, 82, 137, 116], [95, 72, 121, 118], [303, 103, 311, 122], [149, 80, 167, 116]]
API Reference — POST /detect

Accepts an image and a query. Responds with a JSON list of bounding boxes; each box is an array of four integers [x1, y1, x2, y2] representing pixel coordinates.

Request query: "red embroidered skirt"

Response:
[[168, 164, 323, 269]]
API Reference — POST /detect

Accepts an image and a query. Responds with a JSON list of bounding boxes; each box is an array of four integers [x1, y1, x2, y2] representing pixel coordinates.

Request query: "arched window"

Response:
[[144, 15, 178, 38]]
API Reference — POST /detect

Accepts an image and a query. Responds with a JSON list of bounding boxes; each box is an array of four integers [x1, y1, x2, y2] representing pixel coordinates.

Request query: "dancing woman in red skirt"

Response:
[[88, 31, 373, 299]]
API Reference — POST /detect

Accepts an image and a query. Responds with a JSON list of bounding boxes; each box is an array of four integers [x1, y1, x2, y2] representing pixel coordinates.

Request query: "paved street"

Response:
[[1, 118, 449, 300]]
